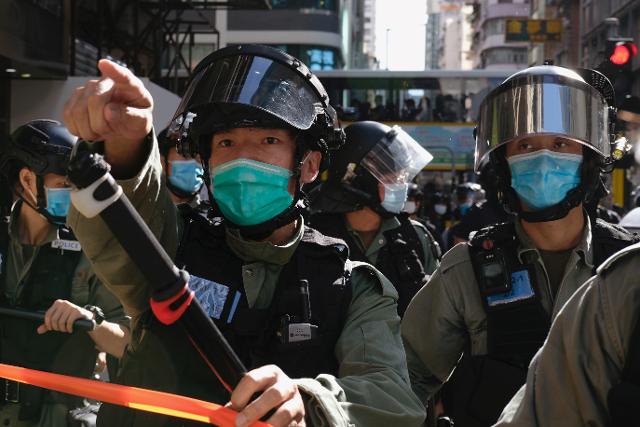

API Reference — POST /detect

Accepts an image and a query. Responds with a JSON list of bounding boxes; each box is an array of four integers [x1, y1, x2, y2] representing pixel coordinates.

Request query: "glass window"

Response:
[[270, 44, 342, 70], [270, 0, 338, 12]]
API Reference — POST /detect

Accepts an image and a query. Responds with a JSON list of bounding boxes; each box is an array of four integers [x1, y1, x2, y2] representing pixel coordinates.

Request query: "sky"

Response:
[[375, 0, 426, 70]]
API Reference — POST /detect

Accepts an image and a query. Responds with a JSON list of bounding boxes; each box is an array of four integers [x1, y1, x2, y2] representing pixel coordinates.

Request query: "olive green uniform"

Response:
[[67, 134, 426, 426], [341, 215, 439, 275], [401, 218, 596, 403], [0, 205, 128, 427], [495, 243, 640, 427]]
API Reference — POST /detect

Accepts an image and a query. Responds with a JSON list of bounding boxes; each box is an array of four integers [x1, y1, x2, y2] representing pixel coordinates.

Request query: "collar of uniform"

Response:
[[225, 216, 304, 265], [515, 210, 594, 268], [345, 215, 401, 251], [8, 202, 58, 246]]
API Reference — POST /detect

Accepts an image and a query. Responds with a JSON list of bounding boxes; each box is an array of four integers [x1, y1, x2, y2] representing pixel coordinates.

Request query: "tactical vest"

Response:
[[310, 212, 429, 316], [100, 207, 354, 427], [0, 214, 97, 421], [442, 219, 639, 427]]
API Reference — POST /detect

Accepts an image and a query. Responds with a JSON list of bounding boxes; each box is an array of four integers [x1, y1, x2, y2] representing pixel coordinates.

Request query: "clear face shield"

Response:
[[474, 75, 611, 172], [361, 126, 434, 188]]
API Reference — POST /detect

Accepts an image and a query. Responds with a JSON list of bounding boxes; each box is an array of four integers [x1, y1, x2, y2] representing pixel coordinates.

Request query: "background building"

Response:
[[425, 0, 473, 69], [468, 0, 530, 69]]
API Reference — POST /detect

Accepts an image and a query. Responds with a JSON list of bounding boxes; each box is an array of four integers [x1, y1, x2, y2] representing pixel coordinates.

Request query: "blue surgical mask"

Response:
[[508, 149, 582, 210], [434, 204, 447, 215], [381, 183, 408, 213], [459, 202, 472, 216], [168, 160, 204, 195], [211, 158, 293, 226], [45, 187, 72, 219]]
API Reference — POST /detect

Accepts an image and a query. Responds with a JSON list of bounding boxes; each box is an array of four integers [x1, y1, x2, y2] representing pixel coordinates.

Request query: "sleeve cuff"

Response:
[[294, 378, 352, 427]]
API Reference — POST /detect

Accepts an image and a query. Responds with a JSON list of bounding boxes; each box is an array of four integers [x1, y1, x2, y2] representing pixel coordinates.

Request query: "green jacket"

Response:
[[342, 215, 439, 275], [401, 219, 596, 403], [495, 243, 640, 427], [4, 205, 126, 321], [67, 134, 426, 427], [0, 203, 128, 427]]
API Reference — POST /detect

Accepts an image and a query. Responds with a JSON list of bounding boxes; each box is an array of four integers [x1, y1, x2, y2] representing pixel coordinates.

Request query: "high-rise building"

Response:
[[528, 0, 580, 67], [438, 3, 474, 69], [468, 0, 530, 69], [425, 0, 443, 69], [206, 1, 346, 71]]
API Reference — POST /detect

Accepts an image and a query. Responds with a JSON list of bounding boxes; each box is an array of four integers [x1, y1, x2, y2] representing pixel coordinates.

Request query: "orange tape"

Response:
[[0, 363, 270, 427]]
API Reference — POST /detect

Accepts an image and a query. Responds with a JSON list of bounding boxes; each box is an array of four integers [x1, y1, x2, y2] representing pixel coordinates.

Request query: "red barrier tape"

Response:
[[0, 364, 269, 427]]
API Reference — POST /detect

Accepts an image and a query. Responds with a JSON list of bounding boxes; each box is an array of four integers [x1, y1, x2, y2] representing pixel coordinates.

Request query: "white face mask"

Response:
[[403, 201, 417, 214], [434, 204, 447, 215]]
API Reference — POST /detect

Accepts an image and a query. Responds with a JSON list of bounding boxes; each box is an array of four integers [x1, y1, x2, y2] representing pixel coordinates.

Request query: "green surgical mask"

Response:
[[211, 158, 294, 226]]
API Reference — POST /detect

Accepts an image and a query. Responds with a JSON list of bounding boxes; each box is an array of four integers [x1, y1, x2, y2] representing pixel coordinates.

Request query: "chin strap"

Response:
[[504, 186, 585, 223]]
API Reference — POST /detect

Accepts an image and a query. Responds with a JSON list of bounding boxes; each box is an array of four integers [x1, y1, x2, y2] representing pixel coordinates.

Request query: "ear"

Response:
[[378, 182, 385, 202], [18, 167, 36, 196], [299, 151, 322, 184]]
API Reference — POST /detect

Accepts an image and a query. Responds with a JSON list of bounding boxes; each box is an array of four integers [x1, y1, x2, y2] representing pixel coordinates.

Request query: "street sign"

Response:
[[505, 19, 562, 43]]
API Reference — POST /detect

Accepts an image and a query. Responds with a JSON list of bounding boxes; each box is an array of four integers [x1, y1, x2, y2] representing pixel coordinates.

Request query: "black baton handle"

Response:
[[67, 146, 246, 391], [0, 306, 96, 332]]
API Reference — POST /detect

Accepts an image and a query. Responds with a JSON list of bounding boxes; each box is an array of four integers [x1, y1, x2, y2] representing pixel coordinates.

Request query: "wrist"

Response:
[[84, 305, 105, 326]]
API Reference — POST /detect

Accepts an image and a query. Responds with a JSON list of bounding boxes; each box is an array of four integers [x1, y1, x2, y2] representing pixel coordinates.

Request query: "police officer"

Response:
[[157, 125, 205, 207], [309, 121, 440, 316], [401, 64, 638, 427], [62, 46, 425, 426], [0, 120, 129, 426], [494, 244, 640, 426]]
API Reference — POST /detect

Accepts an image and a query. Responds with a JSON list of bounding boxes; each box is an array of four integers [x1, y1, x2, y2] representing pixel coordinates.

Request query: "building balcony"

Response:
[[480, 33, 527, 52], [480, 3, 529, 24]]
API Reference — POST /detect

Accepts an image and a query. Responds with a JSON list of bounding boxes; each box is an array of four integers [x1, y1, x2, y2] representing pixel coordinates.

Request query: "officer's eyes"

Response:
[[217, 139, 233, 147], [518, 143, 532, 151], [264, 137, 280, 145], [554, 141, 569, 149]]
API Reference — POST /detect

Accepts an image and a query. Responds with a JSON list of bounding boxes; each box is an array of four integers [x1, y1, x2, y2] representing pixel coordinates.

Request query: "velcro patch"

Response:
[[51, 239, 82, 252], [486, 269, 535, 307], [188, 275, 230, 320]]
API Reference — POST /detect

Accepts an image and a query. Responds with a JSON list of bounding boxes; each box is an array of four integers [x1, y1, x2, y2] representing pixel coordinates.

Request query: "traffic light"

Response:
[[598, 37, 638, 107], [607, 38, 638, 69]]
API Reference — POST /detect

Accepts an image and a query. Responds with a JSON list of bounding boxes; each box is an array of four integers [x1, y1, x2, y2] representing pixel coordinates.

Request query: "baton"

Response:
[[66, 145, 246, 392], [0, 306, 96, 332]]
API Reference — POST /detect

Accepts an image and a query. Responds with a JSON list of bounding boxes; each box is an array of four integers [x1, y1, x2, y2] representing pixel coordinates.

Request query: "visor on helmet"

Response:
[[172, 55, 322, 132], [475, 73, 611, 172], [361, 126, 433, 187]]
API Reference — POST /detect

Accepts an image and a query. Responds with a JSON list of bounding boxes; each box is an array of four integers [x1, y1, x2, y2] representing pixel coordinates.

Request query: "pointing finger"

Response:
[[98, 59, 135, 86]]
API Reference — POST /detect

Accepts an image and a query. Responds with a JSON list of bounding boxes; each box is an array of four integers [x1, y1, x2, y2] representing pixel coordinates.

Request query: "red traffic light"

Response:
[[610, 42, 638, 65]]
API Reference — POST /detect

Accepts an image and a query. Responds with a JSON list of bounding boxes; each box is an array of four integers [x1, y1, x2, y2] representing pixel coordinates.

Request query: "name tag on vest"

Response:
[[486, 269, 535, 307], [188, 275, 230, 320], [51, 239, 82, 252]]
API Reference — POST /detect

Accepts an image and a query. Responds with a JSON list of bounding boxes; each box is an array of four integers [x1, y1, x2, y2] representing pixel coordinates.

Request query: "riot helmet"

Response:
[[474, 65, 618, 222], [313, 121, 433, 216], [0, 120, 77, 224], [158, 127, 204, 199], [167, 44, 344, 238]]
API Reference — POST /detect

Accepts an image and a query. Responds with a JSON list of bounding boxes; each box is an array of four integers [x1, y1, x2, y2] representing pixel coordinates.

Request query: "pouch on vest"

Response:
[[442, 355, 527, 427]]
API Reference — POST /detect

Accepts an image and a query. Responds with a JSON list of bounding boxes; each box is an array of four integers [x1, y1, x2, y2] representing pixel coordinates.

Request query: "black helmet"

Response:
[[0, 119, 76, 224], [474, 65, 617, 222], [170, 44, 344, 160], [168, 45, 344, 238], [313, 121, 432, 215]]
